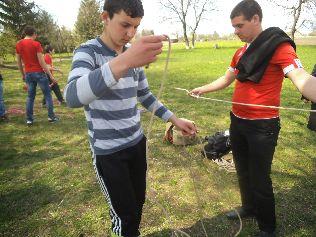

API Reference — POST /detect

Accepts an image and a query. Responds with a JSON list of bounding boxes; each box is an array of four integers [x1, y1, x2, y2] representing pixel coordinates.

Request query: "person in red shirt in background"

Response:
[[190, 0, 316, 236], [16, 26, 59, 125], [42, 45, 65, 106]]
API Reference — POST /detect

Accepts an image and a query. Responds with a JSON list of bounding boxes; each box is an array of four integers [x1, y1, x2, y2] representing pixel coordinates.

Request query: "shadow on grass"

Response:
[[273, 163, 316, 237], [0, 184, 60, 231], [144, 161, 316, 237], [0, 141, 66, 170], [144, 215, 255, 237]]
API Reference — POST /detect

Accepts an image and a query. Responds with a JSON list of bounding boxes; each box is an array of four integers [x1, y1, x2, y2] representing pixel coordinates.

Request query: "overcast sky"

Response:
[[32, 0, 294, 36]]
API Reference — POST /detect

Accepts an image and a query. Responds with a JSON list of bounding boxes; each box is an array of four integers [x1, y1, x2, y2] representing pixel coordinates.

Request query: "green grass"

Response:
[[0, 41, 315, 237]]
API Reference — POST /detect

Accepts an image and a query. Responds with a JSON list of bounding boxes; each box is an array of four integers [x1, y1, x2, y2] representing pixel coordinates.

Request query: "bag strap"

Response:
[[164, 122, 174, 144]]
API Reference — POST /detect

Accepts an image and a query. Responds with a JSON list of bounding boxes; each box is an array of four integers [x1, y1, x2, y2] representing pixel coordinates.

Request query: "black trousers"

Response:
[[307, 102, 316, 131], [42, 74, 64, 104], [230, 112, 280, 232], [94, 136, 147, 237]]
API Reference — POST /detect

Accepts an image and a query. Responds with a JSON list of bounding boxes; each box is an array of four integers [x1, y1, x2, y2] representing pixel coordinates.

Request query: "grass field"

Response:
[[0, 41, 315, 237]]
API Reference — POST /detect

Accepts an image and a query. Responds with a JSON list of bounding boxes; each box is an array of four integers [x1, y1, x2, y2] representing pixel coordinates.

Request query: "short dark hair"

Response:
[[103, 0, 144, 19], [23, 26, 36, 36], [230, 0, 262, 22], [45, 45, 54, 53]]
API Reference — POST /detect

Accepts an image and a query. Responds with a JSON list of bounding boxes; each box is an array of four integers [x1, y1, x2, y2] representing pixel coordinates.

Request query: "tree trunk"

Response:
[[290, 0, 304, 40], [182, 23, 190, 49], [290, 9, 298, 40], [184, 34, 190, 49], [191, 32, 196, 48]]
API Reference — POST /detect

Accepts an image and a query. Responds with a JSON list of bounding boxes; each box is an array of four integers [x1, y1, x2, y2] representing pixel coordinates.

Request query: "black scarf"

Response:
[[236, 27, 296, 83]]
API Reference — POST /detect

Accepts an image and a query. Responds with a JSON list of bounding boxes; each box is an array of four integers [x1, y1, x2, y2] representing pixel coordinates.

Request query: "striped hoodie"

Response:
[[64, 37, 173, 155]]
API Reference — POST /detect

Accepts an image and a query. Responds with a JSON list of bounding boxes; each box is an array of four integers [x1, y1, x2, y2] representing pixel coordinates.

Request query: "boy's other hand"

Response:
[[169, 116, 197, 136]]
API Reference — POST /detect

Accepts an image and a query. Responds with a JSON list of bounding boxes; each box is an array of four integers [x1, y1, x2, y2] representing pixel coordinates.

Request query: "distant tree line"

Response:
[[0, 0, 104, 62], [1, 0, 315, 62]]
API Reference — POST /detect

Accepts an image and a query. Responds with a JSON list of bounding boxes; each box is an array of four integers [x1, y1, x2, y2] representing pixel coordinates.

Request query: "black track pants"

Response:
[[93, 136, 147, 237]]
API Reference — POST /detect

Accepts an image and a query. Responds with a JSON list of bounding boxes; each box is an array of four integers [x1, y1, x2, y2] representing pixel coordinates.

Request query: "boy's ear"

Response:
[[252, 14, 260, 25], [101, 11, 110, 24]]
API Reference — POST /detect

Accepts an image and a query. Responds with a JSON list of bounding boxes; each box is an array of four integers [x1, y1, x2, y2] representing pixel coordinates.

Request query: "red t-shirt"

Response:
[[44, 53, 53, 75], [16, 39, 43, 73], [229, 42, 303, 119]]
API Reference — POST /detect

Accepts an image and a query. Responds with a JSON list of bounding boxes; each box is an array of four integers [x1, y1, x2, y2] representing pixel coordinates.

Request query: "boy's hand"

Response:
[[50, 77, 57, 85], [126, 35, 166, 68], [189, 87, 205, 97], [169, 115, 197, 136], [109, 35, 167, 80]]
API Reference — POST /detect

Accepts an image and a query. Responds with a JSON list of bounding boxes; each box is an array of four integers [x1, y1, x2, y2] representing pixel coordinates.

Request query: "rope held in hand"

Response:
[[175, 87, 316, 113]]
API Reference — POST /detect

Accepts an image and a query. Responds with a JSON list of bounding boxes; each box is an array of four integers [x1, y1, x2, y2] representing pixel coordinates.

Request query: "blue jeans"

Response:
[[25, 72, 55, 121], [0, 80, 6, 116]]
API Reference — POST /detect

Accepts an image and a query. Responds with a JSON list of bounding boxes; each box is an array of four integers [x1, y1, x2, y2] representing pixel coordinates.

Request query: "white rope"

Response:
[[145, 36, 192, 237], [175, 87, 316, 113], [233, 209, 242, 237], [146, 36, 172, 155], [177, 139, 209, 237], [175, 137, 242, 237], [145, 42, 243, 237]]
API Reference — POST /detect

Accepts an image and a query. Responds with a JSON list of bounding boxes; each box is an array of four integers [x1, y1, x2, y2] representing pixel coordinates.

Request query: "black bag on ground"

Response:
[[202, 130, 231, 160]]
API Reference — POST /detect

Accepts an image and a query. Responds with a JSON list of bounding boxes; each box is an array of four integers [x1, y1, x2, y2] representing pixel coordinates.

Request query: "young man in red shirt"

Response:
[[16, 26, 59, 125], [190, 0, 316, 236]]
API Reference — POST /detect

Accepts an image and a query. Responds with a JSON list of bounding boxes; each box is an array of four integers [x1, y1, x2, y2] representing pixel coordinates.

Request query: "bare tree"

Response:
[[159, 0, 215, 49], [189, 0, 215, 48], [160, 0, 190, 48], [268, 0, 316, 40]]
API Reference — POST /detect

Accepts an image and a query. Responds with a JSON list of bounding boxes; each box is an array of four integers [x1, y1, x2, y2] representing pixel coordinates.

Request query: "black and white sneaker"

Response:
[[48, 116, 60, 123], [0, 114, 9, 122], [26, 120, 33, 126]]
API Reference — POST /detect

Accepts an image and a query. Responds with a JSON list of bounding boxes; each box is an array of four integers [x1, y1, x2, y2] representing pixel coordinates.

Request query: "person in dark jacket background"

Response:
[[0, 72, 8, 122], [307, 64, 316, 131]]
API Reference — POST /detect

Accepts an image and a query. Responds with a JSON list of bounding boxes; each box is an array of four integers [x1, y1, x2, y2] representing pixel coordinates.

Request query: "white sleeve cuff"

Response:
[[101, 62, 118, 88], [228, 66, 235, 73]]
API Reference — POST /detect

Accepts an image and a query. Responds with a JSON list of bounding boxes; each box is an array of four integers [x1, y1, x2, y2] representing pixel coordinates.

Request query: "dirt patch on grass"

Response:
[[295, 37, 316, 45]]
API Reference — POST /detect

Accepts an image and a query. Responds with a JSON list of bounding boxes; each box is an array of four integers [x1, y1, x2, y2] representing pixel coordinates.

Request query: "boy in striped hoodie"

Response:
[[64, 0, 196, 236]]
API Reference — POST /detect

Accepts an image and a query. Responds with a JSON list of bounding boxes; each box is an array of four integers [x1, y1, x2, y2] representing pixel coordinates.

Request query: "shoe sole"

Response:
[[48, 120, 59, 123]]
